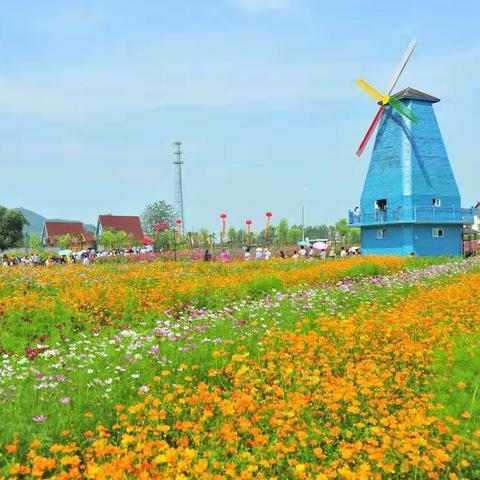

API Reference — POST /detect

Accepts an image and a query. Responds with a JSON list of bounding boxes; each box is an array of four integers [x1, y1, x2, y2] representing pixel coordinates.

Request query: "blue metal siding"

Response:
[[413, 225, 462, 257], [361, 226, 406, 256], [352, 94, 468, 257], [360, 99, 461, 218]]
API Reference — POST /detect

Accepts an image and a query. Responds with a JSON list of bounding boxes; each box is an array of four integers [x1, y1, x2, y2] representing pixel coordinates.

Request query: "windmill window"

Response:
[[432, 228, 444, 238], [375, 199, 387, 211], [377, 229, 387, 239], [433, 199, 441, 207]]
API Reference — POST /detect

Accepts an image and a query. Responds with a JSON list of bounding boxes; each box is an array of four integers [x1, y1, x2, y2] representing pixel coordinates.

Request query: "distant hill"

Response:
[[16, 207, 95, 236]]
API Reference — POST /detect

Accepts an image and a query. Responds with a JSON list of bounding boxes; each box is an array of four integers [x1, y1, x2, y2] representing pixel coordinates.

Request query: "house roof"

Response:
[[98, 215, 144, 241], [392, 87, 440, 103], [44, 221, 85, 237], [83, 232, 95, 242], [474, 201, 480, 209]]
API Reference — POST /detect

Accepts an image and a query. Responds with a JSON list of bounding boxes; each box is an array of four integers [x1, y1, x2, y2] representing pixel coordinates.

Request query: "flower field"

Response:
[[1, 257, 479, 478]]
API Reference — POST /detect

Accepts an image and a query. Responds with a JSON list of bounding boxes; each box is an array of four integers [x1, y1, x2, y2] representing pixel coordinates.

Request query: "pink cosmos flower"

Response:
[[32, 415, 48, 422]]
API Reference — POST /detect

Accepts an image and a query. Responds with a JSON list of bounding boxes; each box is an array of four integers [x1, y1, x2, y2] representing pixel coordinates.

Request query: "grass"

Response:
[[0, 260, 472, 456], [432, 334, 480, 433]]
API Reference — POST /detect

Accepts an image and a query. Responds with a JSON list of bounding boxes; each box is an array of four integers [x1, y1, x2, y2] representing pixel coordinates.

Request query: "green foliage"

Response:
[[241, 275, 282, 297], [199, 227, 211, 248], [276, 218, 289, 244], [55, 234, 73, 249], [141, 200, 177, 234], [345, 262, 388, 278], [287, 226, 302, 244], [154, 229, 176, 250], [405, 256, 462, 269], [97, 229, 136, 250], [303, 224, 329, 239], [0, 206, 29, 250], [335, 218, 349, 241], [432, 334, 480, 438], [227, 227, 238, 244], [28, 233, 43, 250]]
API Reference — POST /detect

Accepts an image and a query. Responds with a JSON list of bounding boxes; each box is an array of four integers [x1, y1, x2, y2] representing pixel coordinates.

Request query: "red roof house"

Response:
[[41, 221, 95, 249], [96, 215, 144, 242]]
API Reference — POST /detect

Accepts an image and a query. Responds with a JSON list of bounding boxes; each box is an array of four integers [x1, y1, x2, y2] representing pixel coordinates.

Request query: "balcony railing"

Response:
[[348, 207, 476, 227]]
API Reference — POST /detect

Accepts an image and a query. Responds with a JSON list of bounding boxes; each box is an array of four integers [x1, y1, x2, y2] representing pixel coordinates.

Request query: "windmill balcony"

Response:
[[348, 207, 476, 227]]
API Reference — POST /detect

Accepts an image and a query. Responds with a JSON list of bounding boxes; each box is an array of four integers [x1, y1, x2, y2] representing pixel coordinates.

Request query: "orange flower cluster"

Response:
[[5, 271, 479, 478], [0, 257, 404, 326]]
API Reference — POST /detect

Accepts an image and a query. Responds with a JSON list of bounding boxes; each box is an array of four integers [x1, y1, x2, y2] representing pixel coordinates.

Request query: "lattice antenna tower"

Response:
[[173, 141, 185, 230]]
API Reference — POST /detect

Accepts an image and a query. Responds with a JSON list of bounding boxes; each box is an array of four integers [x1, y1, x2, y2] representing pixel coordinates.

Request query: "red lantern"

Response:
[[220, 213, 227, 238], [265, 211, 273, 237], [175, 218, 182, 238], [245, 219, 253, 245]]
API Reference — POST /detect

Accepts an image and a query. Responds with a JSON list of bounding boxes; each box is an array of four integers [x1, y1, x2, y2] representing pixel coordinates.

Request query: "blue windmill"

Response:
[[349, 40, 475, 257]]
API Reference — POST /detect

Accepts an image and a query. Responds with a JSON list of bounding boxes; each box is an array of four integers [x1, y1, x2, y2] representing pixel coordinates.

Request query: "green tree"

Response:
[[97, 229, 135, 250], [55, 234, 73, 249], [348, 227, 361, 246], [287, 226, 302, 244], [227, 227, 237, 245], [276, 218, 289, 245], [335, 218, 349, 243], [199, 228, 210, 248], [141, 201, 177, 234], [29, 233, 43, 250], [304, 224, 329, 239], [154, 229, 175, 250], [0, 206, 29, 250]]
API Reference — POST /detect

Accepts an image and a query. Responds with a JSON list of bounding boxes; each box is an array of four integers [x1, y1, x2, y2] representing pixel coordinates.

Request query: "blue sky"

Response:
[[2, 0, 479, 231]]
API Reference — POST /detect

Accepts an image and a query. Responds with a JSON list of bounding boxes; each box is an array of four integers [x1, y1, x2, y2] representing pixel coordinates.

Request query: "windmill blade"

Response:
[[389, 96, 419, 123], [356, 79, 384, 103], [386, 39, 416, 95], [356, 105, 385, 157]]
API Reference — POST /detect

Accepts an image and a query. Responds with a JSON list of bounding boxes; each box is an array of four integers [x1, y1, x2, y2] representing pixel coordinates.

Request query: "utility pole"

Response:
[[173, 141, 185, 231], [301, 204, 305, 241]]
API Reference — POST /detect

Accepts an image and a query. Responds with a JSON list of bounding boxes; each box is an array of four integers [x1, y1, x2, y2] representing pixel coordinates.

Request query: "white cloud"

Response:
[[227, 0, 291, 13]]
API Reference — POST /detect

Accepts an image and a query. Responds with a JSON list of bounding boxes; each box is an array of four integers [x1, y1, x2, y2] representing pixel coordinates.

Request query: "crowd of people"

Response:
[[1, 247, 150, 267], [202, 245, 359, 263], [2, 245, 359, 267], [242, 245, 356, 260]]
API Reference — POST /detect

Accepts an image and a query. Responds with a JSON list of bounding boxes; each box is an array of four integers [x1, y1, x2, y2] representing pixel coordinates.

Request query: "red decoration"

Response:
[[220, 213, 227, 238], [265, 211, 273, 238], [245, 219, 253, 226], [142, 237, 155, 245], [175, 219, 182, 238]]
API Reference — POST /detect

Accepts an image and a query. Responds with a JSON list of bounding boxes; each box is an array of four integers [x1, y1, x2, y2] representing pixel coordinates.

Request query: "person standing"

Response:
[[220, 249, 230, 263], [244, 247, 252, 261], [340, 247, 347, 258]]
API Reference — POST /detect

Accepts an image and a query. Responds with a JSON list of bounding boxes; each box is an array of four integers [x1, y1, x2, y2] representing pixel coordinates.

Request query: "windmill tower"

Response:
[[173, 141, 185, 230], [349, 41, 475, 256]]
